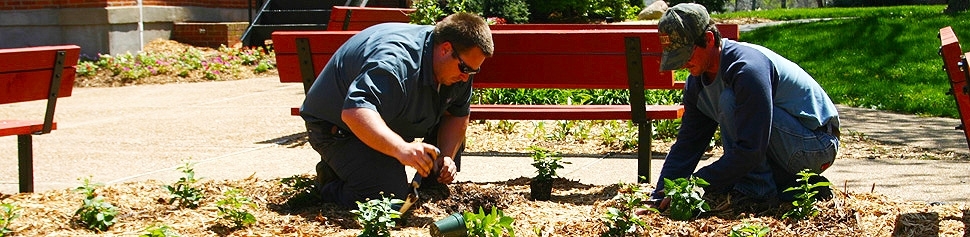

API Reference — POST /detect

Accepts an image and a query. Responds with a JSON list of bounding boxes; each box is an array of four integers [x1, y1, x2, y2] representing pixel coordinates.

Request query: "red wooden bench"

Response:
[[327, 6, 415, 31], [275, 28, 686, 180], [0, 45, 80, 192], [938, 26, 970, 152], [275, 7, 741, 179]]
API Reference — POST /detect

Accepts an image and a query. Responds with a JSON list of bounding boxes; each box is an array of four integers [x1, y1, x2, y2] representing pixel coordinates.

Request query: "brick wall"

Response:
[[1, 0, 256, 10], [172, 22, 249, 48]]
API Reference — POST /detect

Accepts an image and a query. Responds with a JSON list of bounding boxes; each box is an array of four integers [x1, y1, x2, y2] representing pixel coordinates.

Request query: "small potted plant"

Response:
[[529, 146, 569, 201]]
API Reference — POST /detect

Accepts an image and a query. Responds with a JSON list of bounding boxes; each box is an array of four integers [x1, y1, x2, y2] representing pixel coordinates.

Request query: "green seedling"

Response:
[[350, 193, 404, 237], [280, 174, 316, 198], [164, 162, 205, 208], [782, 169, 831, 220], [529, 146, 570, 181], [216, 188, 257, 229], [663, 176, 711, 221], [0, 203, 21, 237], [74, 177, 119, 232], [140, 223, 181, 237], [464, 207, 515, 237], [601, 177, 653, 237], [730, 222, 770, 237]]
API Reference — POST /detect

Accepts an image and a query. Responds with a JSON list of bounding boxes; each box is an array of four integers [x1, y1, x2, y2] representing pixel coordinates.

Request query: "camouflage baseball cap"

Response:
[[659, 3, 712, 70]]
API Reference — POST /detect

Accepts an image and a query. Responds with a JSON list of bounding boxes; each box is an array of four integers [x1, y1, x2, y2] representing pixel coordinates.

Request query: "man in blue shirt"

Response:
[[300, 13, 493, 208], [651, 3, 840, 211]]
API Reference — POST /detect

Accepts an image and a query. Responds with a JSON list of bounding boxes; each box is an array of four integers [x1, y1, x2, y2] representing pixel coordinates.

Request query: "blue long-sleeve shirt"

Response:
[[652, 39, 839, 198]]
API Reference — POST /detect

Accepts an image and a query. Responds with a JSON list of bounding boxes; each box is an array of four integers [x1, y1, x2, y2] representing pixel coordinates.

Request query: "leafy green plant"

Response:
[[410, 0, 446, 25], [782, 169, 832, 220], [529, 146, 569, 181], [464, 207, 515, 237], [73, 177, 119, 232], [216, 188, 257, 229], [494, 120, 518, 135], [730, 222, 770, 237], [164, 162, 205, 208], [350, 193, 404, 237], [280, 174, 316, 198], [0, 203, 21, 237], [140, 223, 181, 237], [601, 178, 653, 237], [663, 176, 711, 221]]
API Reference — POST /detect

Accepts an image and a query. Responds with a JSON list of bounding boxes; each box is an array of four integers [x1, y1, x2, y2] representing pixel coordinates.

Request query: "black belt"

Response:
[[309, 121, 350, 138]]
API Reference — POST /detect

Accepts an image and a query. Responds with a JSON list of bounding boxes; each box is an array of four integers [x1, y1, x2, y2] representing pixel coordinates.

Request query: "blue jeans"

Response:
[[718, 90, 839, 201]]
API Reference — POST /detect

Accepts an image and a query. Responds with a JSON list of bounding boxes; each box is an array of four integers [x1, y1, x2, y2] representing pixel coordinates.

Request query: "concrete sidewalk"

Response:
[[1, 77, 968, 204]]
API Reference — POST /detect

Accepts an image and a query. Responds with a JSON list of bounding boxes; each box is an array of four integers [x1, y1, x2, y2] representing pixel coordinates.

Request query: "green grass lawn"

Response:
[[715, 5, 970, 118]]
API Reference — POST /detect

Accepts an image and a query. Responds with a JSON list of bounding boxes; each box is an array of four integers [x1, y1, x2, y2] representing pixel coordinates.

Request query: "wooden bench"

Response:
[[0, 45, 80, 192], [938, 26, 970, 152], [273, 26, 742, 181], [327, 6, 415, 31]]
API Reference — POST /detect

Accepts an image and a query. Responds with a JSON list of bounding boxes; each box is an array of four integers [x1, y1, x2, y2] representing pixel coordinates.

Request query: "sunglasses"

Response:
[[452, 50, 480, 75]]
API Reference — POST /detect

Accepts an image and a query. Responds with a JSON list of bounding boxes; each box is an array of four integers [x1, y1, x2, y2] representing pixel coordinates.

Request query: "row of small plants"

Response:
[[76, 44, 276, 84], [341, 146, 831, 237], [0, 162, 255, 237]]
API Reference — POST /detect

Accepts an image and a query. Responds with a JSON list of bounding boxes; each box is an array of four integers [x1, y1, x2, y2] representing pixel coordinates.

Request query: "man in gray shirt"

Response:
[[300, 13, 494, 208]]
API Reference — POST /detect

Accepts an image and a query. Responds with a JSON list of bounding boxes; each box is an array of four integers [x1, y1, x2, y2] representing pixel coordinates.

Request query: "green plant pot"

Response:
[[430, 212, 466, 237], [530, 178, 553, 201]]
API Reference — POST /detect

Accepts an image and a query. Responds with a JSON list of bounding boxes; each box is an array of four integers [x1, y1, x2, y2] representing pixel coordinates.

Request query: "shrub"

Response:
[[74, 178, 119, 232], [464, 207, 515, 237], [529, 146, 570, 181], [410, 0, 447, 24], [663, 176, 710, 221], [350, 193, 404, 237], [216, 188, 257, 229], [465, 0, 531, 23], [601, 179, 653, 236], [782, 169, 831, 220], [164, 162, 205, 209]]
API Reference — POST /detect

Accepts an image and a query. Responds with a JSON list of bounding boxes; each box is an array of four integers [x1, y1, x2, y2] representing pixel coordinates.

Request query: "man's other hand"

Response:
[[436, 156, 457, 184]]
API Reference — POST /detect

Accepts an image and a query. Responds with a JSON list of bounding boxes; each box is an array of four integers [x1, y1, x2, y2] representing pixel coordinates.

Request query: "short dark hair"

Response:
[[433, 12, 494, 57]]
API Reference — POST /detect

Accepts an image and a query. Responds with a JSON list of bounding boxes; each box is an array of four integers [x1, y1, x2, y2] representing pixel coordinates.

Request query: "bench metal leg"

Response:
[[637, 120, 652, 183], [17, 135, 34, 193]]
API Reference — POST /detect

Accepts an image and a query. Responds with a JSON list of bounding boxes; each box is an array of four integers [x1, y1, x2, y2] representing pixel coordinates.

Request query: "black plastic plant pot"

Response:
[[430, 212, 467, 237], [530, 178, 553, 201]]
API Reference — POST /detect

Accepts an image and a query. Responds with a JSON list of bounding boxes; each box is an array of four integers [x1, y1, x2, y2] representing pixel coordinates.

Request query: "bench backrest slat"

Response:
[[0, 45, 80, 104], [475, 29, 671, 89], [273, 29, 676, 89], [328, 6, 415, 31], [324, 6, 740, 40]]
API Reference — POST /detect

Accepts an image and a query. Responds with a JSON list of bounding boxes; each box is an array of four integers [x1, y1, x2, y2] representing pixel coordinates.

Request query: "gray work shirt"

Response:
[[300, 23, 473, 140]]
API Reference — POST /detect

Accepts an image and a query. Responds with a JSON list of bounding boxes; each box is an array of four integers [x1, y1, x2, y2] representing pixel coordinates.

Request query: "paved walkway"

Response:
[[1, 77, 968, 204]]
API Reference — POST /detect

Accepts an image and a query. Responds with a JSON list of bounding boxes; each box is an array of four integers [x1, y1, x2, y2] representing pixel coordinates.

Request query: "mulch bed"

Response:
[[6, 39, 966, 236]]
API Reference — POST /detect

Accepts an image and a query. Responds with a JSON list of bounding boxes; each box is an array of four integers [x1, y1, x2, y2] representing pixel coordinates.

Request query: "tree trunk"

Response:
[[781, 0, 787, 8], [816, 0, 824, 7], [945, 0, 969, 14]]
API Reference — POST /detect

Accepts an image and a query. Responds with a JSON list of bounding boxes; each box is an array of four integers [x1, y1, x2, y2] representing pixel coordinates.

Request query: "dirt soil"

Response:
[[2, 40, 968, 236]]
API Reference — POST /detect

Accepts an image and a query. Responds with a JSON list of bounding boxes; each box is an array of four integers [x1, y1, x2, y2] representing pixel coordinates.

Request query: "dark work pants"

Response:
[[306, 121, 464, 208], [306, 121, 410, 208]]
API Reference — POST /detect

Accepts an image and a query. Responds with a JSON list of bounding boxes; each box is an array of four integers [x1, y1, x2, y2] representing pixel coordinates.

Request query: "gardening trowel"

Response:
[[400, 146, 440, 213]]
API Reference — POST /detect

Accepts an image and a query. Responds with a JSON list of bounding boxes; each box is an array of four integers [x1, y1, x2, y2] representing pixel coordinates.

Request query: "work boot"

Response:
[[315, 161, 337, 188]]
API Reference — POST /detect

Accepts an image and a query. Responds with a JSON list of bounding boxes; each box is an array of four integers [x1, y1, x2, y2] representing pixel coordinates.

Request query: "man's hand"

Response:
[[398, 142, 437, 178], [436, 156, 457, 184]]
